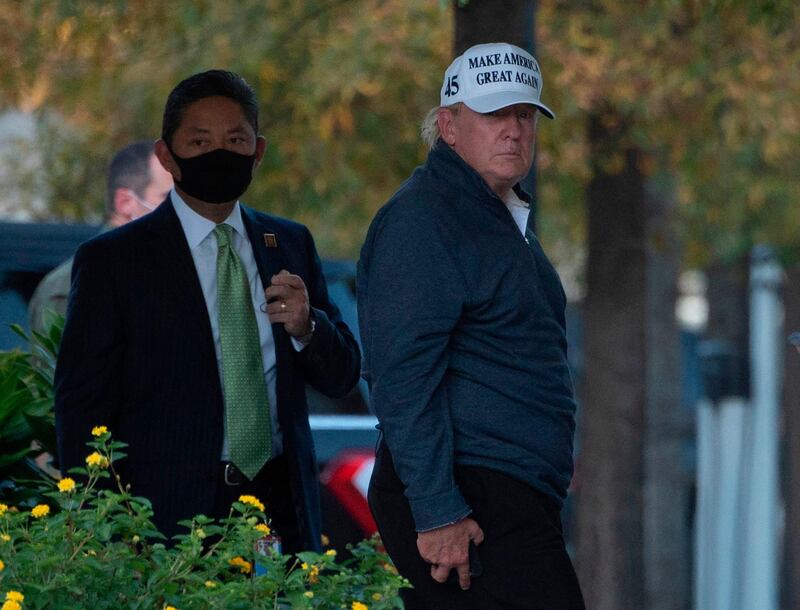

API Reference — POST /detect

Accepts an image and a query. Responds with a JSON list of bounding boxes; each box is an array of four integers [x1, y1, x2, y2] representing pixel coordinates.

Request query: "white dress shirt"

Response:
[[171, 189, 287, 459], [503, 189, 531, 237]]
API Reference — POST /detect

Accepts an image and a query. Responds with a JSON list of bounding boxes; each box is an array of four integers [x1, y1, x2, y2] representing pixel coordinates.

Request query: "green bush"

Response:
[[0, 321, 63, 504], [0, 428, 408, 609], [0, 322, 408, 608]]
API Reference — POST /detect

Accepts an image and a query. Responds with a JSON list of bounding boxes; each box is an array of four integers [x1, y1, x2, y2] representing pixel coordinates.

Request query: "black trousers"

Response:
[[369, 441, 585, 610], [212, 455, 302, 554]]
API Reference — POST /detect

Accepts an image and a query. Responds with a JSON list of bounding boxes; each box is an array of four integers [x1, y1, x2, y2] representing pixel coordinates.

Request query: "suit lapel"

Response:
[[241, 206, 288, 340], [146, 197, 215, 339], [241, 205, 287, 288]]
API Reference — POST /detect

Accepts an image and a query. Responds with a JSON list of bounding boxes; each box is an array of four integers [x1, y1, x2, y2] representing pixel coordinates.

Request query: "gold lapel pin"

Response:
[[263, 233, 278, 248]]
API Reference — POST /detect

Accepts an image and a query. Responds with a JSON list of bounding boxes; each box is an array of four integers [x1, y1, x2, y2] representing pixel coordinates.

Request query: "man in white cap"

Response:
[[357, 43, 585, 608]]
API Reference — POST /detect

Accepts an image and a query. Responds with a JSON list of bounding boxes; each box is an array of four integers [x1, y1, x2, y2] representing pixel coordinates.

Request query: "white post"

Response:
[[743, 245, 783, 610], [695, 396, 750, 610], [694, 398, 716, 610], [717, 397, 751, 610]]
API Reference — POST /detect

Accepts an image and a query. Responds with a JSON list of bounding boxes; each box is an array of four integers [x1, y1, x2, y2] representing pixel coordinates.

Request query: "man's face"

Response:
[[164, 95, 265, 175], [141, 153, 173, 206], [112, 153, 173, 225], [439, 103, 538, 198]]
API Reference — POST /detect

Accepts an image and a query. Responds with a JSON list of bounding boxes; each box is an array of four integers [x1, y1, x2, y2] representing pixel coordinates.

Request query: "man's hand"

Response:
[[264, 269, 312, 337], [417, 517, 484, 590]]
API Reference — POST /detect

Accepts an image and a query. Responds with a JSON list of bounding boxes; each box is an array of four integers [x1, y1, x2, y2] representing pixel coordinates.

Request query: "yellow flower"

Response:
[[254, 523, 271, 535], [5, 591, 23, 602], [164, 606, 178, 610], [204, 581, 217, 588], [194, 528, 206, 540], [352, 602, 368, 610], [31, 504, 50, 518], [57, 477, 76, 493], [91, 425, 108, 437], [300, 562, 320, 583], [303, 591, 314, 598], [2, 601, 21, 610], [372, 593, 382, 601], [320, 533, 330, 546], [237, 495, 265, 512], [228, 556, 252, 574], [0, 504, 8, 517], [0, 535, 9, 542], [0, 559, 4, 571], [325, 549, 337, 557], [85, 452, 109, 469]]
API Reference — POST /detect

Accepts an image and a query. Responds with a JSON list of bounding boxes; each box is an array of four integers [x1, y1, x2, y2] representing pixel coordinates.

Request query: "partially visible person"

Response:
[[27, 141, 173, 333], [358, 43, 585, 609], [54, 70, 360, 551]]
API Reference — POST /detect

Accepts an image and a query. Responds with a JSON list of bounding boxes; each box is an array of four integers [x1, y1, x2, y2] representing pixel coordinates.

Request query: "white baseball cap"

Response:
[[440, 42, 555, 119]]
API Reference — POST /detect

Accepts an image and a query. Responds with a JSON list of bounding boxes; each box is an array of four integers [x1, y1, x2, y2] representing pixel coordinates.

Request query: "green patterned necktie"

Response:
[[213, 223, 271, 480]]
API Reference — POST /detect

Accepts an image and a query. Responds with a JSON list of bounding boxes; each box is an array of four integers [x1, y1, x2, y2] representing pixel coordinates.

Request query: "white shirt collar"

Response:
[[170, 188, 247, 249], [502, 188, 529, 209]]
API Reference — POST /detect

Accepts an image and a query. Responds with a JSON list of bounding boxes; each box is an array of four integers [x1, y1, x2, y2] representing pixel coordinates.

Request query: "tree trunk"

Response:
[[644, 182, 690, 610], [576, 111, 647, 610], [704, 258, 750, 381], [454, 0, 534, 54]]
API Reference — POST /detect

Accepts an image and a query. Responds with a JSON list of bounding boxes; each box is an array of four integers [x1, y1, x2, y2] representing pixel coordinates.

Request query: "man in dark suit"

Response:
[[54, 70, 360, 552]]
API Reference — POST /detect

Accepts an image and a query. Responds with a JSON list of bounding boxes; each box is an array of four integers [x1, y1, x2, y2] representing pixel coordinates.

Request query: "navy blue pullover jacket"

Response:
[[357, 140, 577, 531]]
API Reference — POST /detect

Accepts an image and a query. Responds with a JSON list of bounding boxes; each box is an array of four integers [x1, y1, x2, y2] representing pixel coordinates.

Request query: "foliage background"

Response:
[[1, 1, 799, 269], [535, 0, 800, 269], [0, 0, 450, 259]]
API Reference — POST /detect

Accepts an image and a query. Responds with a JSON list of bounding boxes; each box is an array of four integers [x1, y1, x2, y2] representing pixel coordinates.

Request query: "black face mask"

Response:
[[170, 147, 257, 204]]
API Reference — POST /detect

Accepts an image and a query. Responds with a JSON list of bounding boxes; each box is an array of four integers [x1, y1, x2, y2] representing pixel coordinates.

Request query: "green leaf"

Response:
[[0, 445, 33, 469], [10, 323, 29, 342], [95, 522, 112, 541]]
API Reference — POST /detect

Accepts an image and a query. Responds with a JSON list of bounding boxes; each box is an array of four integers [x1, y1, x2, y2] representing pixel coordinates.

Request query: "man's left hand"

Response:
[[264, 269, 311, 337], [417, 517, 484, 590]]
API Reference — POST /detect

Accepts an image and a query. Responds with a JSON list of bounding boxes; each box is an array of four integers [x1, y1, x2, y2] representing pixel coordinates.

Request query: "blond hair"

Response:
[[420, 103, 461, 149]]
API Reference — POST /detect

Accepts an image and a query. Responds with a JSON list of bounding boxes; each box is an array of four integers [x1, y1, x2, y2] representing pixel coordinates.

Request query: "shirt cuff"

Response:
[[290, 315, 316, 351], [291, 336, 309, 352]]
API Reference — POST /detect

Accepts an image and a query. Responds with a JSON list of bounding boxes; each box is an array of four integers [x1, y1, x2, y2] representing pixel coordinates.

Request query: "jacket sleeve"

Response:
[[295, 227, 361, 399], [358, 199, 471, 531], [54, 240, 123, 473], [27, 260, 72, 335]]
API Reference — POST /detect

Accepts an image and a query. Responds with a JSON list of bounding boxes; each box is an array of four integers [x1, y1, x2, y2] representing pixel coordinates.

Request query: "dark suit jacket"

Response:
[[54, 197, 360, 549]]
